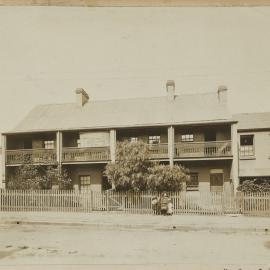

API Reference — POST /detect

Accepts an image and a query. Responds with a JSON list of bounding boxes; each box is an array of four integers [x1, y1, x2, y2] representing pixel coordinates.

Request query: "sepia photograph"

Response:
[[0, 1, 270, 269]]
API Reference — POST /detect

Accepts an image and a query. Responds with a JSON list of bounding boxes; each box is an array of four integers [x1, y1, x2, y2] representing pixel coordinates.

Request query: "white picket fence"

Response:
[[0, 189, 269, 216]]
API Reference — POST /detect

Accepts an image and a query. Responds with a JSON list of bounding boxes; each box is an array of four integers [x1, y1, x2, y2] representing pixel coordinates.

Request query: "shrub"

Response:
[[237, 178, 270, 193], [7, 165, 72, 190], [147, 164, 189, 192]]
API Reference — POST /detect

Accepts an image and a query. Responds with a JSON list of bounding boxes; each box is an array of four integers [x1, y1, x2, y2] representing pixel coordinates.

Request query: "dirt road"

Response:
[[0, 223, 269, 269]]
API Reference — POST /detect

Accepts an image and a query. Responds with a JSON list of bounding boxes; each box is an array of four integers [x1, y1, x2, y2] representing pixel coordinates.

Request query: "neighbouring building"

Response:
[[233, 112, 270, 183], [2, 81, 267, 193]]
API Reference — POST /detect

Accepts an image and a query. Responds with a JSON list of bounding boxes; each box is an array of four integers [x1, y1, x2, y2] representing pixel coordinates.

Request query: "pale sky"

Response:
[[0, 7, 270, 135]]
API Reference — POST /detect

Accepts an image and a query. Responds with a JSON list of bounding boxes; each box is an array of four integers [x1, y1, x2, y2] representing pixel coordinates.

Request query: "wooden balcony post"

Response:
[[56, 131, 62, 187], [1, 135, 6, 189], [231, 123, 239, 193], [110, 129, 116, 189], [168, 126, 174, 167], [110, 129, 116, 163]]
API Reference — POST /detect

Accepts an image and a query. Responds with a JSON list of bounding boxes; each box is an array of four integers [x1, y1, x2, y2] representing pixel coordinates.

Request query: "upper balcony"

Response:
[[4, 124, 233, 165], [6, 148, 57, 165], [5, 132, 57, 166], [174, 140, 232, 159], [147, 143, 168, 159], [62, 147, 110, 163]]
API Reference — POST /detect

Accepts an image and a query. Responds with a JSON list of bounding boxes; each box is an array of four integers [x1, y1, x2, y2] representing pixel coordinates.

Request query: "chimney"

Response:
[[217, 85, 227, 104], [166, 80, 175, 101], [75, 88, 89, 107]]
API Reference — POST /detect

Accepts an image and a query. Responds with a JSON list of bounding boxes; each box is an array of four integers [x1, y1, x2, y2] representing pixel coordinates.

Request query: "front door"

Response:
[[210, 173, 224, 192], [204, 130, 216, 142], [204, 130, 217, 156]]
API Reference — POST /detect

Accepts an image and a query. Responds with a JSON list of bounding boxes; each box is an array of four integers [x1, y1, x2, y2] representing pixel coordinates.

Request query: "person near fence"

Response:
[[151, 196, 159, 215], [160, 193, 169, 215], [167, 197, 173, 215]]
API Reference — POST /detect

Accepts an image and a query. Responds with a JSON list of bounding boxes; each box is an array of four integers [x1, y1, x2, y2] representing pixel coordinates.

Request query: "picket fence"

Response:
[[0, 189, 269, 217]]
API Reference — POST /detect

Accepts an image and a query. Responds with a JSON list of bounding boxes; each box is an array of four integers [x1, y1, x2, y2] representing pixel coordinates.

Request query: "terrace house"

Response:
[[1, 81, 239, 193]]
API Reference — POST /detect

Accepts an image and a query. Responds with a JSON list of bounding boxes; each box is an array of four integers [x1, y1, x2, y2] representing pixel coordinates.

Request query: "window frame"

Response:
[[79, 175, 91, 191], [181, 134, 194, 142], [128, 137, 138, 143], [148, 135, 161, 145], [44, 140, 55, 149], [186, 172, 199, 191], [239, 134, 255, 158]]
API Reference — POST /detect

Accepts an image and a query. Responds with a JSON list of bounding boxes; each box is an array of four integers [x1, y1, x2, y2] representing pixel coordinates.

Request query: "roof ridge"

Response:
[[34, 91, 217, 107]]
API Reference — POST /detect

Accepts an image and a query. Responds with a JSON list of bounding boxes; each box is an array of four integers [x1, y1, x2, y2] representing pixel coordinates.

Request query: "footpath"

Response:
[[0, 211, 270, 232]]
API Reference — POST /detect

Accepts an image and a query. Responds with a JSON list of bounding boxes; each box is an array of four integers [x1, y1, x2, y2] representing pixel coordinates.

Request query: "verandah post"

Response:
[[168, 126, 174, 168]]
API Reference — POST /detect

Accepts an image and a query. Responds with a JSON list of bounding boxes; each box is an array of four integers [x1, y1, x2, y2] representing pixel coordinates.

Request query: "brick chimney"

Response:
[[166, 80, 175, 101], [75, 88, 89, 107], [217, 85, 227, 104]]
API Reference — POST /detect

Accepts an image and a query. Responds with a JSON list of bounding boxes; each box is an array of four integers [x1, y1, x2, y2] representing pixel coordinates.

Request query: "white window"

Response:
[[129, 137, 138, 143], [181, 134, 194, 142], [240, 135, 254, 157], [80, 175, 91, 191], [44, 140, 54, 149], [148, 136, 160, 145]]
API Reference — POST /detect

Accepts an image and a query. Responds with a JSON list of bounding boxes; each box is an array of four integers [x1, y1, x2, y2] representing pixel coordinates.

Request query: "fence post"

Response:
[[106, 190, 109, 212], [236, 191, 243, 214], [221, 192, 225, 215]]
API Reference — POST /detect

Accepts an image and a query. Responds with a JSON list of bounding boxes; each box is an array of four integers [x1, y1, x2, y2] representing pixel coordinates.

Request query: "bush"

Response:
[[7, 165, 72, 190], [237, 179, 270, 193], [147, 164, 189, 192]]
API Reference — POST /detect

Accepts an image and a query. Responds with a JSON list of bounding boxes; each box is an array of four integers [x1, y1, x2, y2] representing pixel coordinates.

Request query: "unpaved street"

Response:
[[0, 223, 269, 269]]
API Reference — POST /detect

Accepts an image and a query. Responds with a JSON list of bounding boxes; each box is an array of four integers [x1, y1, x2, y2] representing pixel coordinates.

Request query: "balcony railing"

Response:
[[175, 140, 232, 159], [6, 149, 57, 165], [62, 147, 110, 162], [147, 143, 168, 159]]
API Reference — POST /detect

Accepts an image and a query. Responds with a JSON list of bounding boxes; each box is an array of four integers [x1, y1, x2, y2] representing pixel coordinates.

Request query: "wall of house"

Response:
[[176, 160, 233, 192], [63, 131, 110, 147], [175, 125, 231, 143], [238, 130, 270, 178], [7, 133, 56, 150], [65, 164, 105, 192], [117, 128, 168, 143]]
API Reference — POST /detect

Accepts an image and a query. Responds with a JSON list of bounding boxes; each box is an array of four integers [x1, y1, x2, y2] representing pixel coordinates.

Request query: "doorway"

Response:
[[210, 172, 224, 192]]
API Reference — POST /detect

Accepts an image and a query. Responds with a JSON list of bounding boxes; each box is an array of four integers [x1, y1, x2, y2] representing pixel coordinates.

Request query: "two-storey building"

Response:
[[234, 112, 270, 183], [1, 81, 239, 192]]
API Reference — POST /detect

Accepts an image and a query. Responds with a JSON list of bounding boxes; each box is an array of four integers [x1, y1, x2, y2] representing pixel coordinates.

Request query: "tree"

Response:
[[7, 164, 72, 190], [104, 141, 189, 192], [237, 178, 270, 193], [147, 164, 189, 192], [104, 141, 152, 191]]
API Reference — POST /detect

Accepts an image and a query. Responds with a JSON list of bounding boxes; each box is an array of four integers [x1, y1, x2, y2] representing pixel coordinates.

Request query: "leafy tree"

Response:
[[237, 179, 270, 193], [104, 141, 152, 191], [147, 164, 189, 192], [104, 141, 189, 192], [7, 165, 72, 190]]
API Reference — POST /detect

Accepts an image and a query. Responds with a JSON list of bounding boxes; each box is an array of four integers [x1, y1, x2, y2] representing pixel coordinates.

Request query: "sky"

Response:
[[0, 6, 270, 135]]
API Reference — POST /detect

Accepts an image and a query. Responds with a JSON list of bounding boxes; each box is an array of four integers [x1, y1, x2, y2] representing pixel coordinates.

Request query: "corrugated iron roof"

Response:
[[233, 112, 270, 131], [8, 92, 232, 134]]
